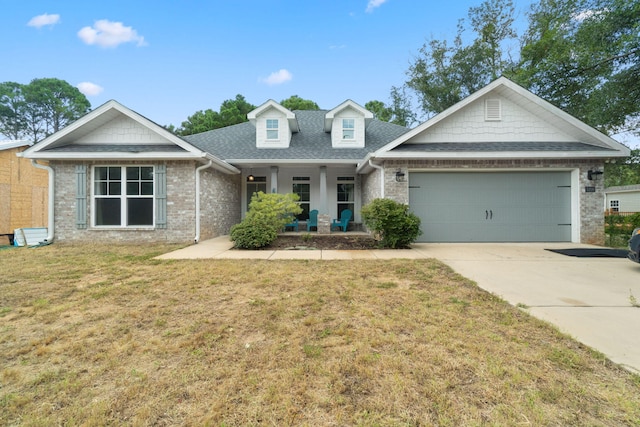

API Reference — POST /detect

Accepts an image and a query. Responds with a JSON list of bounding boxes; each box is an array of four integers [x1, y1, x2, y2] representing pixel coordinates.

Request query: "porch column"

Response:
[[319, 166, 327, 213], [270, 166, 278, 193]]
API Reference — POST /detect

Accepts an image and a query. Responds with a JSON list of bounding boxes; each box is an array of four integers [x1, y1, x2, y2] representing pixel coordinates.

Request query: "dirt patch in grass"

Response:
[[1, 244, 639, 426], [265, 234, 379, 250]]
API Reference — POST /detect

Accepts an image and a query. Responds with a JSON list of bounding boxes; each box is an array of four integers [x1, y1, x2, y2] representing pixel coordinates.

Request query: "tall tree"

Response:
[[24, 78, 91, 140], [605, 149, 640, 187], [177, 109, 221, 136], [515, 0, 640, 135], [366, 86, 416, 127], [0, 82, 27, 140], [405, 0, 518, 118], [365, 100, 392, 122], [217, 95, 256, 127], [176, 95, 256, 136], [280, 95, 319, 110], [0, 78, 91, 142]]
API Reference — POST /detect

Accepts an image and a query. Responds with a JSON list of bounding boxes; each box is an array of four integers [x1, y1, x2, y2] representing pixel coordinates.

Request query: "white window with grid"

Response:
[[92, 165, 154, 227], [266, 119, 279, 140], [610, 200, 620, 212], [342, 118, 355, 139]]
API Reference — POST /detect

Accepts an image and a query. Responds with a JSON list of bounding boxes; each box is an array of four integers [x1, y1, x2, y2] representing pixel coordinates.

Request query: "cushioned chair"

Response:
[[283, 218, 299, 232], [307, 209, 319, 231], [331, 209, 352, 232]]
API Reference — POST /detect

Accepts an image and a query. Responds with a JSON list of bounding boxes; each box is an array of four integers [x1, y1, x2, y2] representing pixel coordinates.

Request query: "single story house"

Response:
[[604, 184, 640, 214], [19, 77, 629, 245], [0, 140, 49, 243]]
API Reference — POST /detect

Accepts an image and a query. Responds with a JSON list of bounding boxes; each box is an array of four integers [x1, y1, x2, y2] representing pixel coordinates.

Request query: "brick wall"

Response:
[[52, 160, 241, 244], [361, 167, 382, 208], [199, 166, 242, 240], [0, 147, 48, 235], [380, 158, 605, 244]]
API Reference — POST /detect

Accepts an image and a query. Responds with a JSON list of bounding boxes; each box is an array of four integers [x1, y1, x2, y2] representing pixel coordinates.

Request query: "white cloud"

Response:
[[260, 69, 293, 86], [78, 20, 147, 48], [77, 82, 104, 96], [366, 0, 388, 13], [27, 13, 60, 28]]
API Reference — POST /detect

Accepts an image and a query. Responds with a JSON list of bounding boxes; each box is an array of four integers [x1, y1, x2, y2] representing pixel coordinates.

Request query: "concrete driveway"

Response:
[[415, 243, 640, 374]]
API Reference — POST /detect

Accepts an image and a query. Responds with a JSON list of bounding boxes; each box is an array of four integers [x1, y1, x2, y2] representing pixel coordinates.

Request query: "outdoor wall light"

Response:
[[395, 170, 406, 182], [587, 169, 603, 181], [247, 169, 255, 182]]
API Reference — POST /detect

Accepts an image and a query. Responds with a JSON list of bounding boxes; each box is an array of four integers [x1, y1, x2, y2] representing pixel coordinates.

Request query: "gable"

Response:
[[254, 106, 292, 148], [74, 115, 173, 145], [405, 93, 581, 144], [18, 100, 239, 173], [324, 101, 373, 149], [375, 77, 629, 159], [248, 100, 298, 148]]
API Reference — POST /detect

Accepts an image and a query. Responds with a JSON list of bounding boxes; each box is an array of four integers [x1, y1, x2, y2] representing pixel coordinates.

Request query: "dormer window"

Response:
[[342, 119, 355, 139], [266, 119, 279, 140]]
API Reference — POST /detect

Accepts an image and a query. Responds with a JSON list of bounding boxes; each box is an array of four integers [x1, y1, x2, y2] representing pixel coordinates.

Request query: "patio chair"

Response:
[[307, 209, 319, 231], [331, 209, 352, 232], [283, 217, 299, 232]]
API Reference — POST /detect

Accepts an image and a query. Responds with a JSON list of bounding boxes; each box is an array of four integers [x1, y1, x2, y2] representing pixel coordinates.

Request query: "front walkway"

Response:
[[155, 235, 428, 260]]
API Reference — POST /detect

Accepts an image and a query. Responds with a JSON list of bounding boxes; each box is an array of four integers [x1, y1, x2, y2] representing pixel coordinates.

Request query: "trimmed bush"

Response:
[[230, 217, 278, 249], [230, 192, 302, 249], [361, 198, 422, 248]]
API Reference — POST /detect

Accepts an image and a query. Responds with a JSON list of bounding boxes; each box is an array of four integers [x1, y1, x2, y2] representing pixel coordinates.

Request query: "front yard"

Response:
[[1, 244, 639, 425]]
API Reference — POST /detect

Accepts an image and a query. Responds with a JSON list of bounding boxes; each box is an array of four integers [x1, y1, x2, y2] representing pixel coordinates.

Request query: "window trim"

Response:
[[336, 177, 355, 222], [610, 200, 620, 212], [266, 119, 279, 140], [91, 165, 155, 228], [342, 118, 355, 140], [292, 177, 311, 221]]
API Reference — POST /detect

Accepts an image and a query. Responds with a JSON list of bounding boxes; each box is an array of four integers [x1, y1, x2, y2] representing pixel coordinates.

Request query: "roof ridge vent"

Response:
[[485, 98, 502, 121]]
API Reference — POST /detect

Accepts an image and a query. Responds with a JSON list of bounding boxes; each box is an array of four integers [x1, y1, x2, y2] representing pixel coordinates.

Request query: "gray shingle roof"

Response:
[[390, 141, 616, 152], [183, 110, 411, 161]]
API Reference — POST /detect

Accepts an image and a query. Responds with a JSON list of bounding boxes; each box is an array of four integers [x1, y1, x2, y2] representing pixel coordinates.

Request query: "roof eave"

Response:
[[376, 150, 628, 160], [202, 153, 240, 174], [19, 152, 207, 161], [226, 159, 360, 166]]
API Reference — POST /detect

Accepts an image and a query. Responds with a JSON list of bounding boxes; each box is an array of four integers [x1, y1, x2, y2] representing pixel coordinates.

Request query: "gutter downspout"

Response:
[[368, 159, 384, 199], [194, 160, 213, 243], [31, 160, 55, 242]]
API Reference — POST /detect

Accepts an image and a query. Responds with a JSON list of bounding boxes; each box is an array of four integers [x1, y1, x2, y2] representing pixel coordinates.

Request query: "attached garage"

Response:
[[409, 171, 572, 242]]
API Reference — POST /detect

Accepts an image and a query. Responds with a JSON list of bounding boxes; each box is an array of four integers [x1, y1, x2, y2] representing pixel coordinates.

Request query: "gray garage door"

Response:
[[409, 171, 572, 242]]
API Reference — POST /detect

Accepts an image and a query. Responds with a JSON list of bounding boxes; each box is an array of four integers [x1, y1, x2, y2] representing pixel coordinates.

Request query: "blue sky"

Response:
[[3, 0, 543, 130]]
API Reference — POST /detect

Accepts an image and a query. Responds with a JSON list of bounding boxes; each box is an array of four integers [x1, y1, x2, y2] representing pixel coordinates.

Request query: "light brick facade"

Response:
[[372, 158, 605, 245], [20, 81, 626, 246], [51, 160, 241, 244]]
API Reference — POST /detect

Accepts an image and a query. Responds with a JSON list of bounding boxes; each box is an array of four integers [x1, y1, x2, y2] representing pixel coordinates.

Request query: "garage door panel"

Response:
[[409, 172, 572, 242]]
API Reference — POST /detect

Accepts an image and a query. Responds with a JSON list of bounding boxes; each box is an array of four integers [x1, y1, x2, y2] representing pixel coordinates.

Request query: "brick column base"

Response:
[[317, 214, 331, 234]]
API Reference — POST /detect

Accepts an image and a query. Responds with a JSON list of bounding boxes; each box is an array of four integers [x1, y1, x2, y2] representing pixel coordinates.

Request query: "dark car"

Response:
[[629, 228, 640, 263]]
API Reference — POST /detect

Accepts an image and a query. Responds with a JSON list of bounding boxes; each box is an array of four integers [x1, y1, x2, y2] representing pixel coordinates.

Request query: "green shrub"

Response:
[[230, 192, 302, 249], [230, 217, 278, 249], [605, 212, 640, 247], [361, 198, 422, 248]]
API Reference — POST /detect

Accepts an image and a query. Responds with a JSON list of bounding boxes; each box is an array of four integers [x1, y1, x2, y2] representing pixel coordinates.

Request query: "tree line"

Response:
[[166, 92, 414, 137], [1, 0, 637, 184], [0, 78, 91, 143]]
